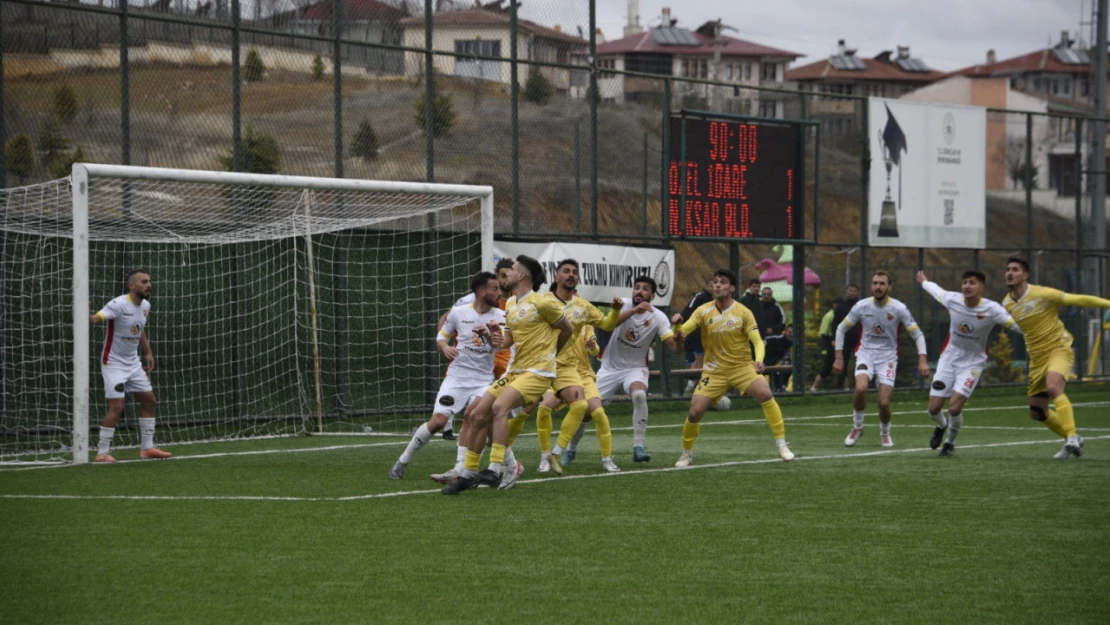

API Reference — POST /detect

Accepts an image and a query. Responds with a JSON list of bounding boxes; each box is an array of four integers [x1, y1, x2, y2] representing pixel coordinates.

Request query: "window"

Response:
[[744, 63, 752, 80], [681, 59, 690, 77], [759, 99, 777, 118], [700, 60, 708, 79], [1032, 77, 1042, 92], [727, 63, 734, 80], [453, 40, 501, 58], [761, 62, 778, 82], [1081, 76, 1091, 96]]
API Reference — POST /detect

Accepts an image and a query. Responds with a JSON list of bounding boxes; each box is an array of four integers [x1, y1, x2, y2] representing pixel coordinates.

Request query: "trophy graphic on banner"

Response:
[[878, 104, 907, 237]]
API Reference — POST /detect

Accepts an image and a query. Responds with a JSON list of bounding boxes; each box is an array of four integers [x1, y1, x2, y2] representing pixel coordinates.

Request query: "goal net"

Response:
[[0, 165, 493, 464]]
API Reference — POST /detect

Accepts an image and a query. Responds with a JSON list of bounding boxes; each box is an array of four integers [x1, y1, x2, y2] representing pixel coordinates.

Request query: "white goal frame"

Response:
[[70, 164, 494, 465]]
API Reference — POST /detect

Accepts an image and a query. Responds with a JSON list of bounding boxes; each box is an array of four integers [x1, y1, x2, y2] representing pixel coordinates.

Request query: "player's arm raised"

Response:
[[916, 272, 948, 305], [1062, 293, 1110, 309]]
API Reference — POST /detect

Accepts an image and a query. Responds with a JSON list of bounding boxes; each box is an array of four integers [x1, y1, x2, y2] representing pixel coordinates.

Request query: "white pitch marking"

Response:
[[2, 435, 1106, 503], [3, 401, 1107, 473]]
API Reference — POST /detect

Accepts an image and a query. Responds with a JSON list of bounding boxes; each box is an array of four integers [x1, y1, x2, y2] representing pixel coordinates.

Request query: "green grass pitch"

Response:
[[2, 385, 1108, 625]]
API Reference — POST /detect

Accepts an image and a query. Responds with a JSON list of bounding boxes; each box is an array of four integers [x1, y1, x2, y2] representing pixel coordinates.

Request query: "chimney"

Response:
[[837, 39, 847, 55], [596, 27, 605, 43], [662, 7, 672, 27], [553, 24, 561, 32], [896, 45, 910, 59], [624, 0, 642, 37], [986, 49, 996, 64], [1061, 30, 1071, 46]]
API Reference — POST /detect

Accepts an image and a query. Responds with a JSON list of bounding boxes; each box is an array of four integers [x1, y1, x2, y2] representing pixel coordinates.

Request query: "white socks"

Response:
[[853, 410, 865, 429], [503, 446, 516, 472], [139, 418, 156, 450], [928, 410, 948, 429], [399, 424, 432, 464], [97, 426, 115, 456], [631, 390, 648, 448], [442, 414, 454, 434], [879, 421, 891, 437], [946, 413, 963, 444]]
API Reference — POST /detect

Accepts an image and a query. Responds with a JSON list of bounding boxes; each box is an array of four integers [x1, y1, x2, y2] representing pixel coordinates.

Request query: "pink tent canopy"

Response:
[[756, 259, 822, 287]]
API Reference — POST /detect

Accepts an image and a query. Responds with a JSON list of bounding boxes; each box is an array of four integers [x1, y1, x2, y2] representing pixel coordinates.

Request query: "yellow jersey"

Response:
[[1002, 284, 1073, 355], [504, 291, 566, 378], [549, 293, 605, 375], [680, 300, 760, 371]]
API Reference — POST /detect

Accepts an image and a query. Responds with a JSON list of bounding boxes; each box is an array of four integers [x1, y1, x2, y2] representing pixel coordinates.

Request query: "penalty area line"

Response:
[[2, 435, 1106, 503]]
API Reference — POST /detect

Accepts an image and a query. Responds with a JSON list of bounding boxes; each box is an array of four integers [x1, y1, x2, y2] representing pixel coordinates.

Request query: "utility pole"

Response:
[[1089, 0, 1108, 297]]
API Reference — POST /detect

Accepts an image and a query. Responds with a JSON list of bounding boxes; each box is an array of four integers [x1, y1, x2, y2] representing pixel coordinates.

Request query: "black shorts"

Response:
[[818, 336, 835, 377]]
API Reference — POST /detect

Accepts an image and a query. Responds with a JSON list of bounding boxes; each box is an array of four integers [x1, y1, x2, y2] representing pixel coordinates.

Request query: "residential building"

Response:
[[578, 7, 801, 117], [399, 7, 586, 89], [786, 41, 943, 135], [292, 0, 407, 73]]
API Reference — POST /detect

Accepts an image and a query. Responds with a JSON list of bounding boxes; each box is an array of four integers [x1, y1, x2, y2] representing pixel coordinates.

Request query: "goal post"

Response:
[[3, 164, 494, 465]]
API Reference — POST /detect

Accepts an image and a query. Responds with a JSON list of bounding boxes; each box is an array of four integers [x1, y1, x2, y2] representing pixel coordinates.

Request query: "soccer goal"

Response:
[[0, 164, 494, 464]]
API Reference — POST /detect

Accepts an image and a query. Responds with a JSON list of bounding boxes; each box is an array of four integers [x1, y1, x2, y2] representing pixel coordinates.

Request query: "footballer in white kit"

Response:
[[592, 276, 682, 462], [917, 270, 1020, 456], [89, 269, 171, 462], [834, 271, 930, 448], [390, 272, 505, 479]]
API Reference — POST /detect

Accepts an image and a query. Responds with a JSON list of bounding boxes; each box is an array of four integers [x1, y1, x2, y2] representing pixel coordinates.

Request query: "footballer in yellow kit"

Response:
[[1002, 256, 1110, 459], [671, 269, 794, 466]]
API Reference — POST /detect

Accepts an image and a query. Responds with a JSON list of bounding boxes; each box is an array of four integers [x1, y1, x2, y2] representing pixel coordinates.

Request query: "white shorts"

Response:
[[101, 363, 152, 399], [930, 355, 984, 399], [433, 379, 487, 417], [595, 366, 649, 400], [853, 352, 898, 388]]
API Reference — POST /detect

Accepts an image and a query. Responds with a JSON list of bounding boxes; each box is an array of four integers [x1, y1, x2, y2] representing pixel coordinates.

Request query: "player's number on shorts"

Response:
[[699, 376, 710, 388]]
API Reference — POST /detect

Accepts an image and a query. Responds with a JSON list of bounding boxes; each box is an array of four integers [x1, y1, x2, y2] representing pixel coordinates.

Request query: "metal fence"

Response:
[[2, 0, 1108, 399]]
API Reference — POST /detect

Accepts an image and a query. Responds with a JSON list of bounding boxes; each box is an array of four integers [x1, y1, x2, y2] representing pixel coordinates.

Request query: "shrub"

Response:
[[37, 117, 70, 176], [51, 84, 80, 125], [49, 145, 86, 179], [312, 55, 326, 81], [984, 331, 1024, 384], [244, 48, 265, 82], [522, 67, 552, 105], [351, 118, 379, 163], [5, 134, 35, 183], [413, 92, 456, 138], [219, 126, 281, 174]]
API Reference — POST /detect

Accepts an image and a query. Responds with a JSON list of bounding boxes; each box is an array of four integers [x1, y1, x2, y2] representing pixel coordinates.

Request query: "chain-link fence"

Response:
[[3, 0, 1108, 401]]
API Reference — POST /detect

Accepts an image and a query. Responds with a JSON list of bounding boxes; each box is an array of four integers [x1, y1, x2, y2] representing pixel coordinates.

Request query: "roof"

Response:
[[953, 47, 1110, 77], [596, 28, 801, 59], [300, 0, 407, 21], [786, 53, 944, 83], [398, 8, 587, 45]]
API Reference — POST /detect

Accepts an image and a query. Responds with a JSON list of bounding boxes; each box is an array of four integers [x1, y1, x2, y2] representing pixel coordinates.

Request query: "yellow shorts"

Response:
[[693, 366, 761, 402], [583, 379, 600, 402], [1026, 348, 1075, 396], [551, 367, 585, 394], [488, 372, 553, 405]]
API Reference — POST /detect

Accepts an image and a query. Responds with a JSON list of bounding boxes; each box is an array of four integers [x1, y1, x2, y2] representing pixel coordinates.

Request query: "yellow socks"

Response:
[[761, 398, 785, 440], [490, 443, 506, 465], [590, 407, 612, 458], [1054, 395, 1077, 437], [556, 400, 590, 448], [682, 418, 701, 451], [507, 412, 529, 446], [1042, 408, 1068, 438], [536, 405, 553, 453], [464, 450, 482, 471]]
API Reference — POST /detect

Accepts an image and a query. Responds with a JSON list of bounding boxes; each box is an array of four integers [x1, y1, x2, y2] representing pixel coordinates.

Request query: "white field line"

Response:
[[3, 435, 1107, 503], [3, 401, 1108, 474]]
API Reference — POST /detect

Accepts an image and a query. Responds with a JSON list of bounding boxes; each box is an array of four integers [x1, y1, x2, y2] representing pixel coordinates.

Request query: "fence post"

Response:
[[332, 0, 349, 414], [0, 15, 6, 189], [589, 0, 599, 240], [661, 79, 671, 241], [642, 131, 648, 235], [510, 0, 520, 237], [1024, 113, 1033, 261], [1075, 117, 1085, 382], [792, 121, 807, 394], [423, 0, 438, 405], [424, 0, 434, 182], [858, 100, 869, 284], [229, 0, 244, 421], [574, 122, 581, 231]]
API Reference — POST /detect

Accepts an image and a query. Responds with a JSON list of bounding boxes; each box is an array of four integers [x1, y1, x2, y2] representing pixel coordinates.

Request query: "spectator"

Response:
[[832, 284, 861, 390], [764, 325, 794, 392], [739, 278, 764, 330], [810, 297, 842, 392], [680, 280, 714, 393], [759, 287, 786, 337]]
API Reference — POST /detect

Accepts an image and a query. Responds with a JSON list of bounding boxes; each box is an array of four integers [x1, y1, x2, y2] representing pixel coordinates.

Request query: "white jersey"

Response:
[[438, 303, 505, 384], [96, 294, 151, 369], [601, 300, 674, 370], [453, 292, 475, 308], [838, 296, 924, 363], [922, 281, 1016, 367]]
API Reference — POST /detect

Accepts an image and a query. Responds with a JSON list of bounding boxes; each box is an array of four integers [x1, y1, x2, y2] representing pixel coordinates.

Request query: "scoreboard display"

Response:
[[668, 115, 801, 240]]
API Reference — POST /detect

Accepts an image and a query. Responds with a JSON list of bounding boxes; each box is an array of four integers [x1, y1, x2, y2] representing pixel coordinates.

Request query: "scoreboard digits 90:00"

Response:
[[667, 114, 801, 240]]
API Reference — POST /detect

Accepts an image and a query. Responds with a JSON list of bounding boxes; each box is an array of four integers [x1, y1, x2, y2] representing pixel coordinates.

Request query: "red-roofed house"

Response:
[[293, 0, 407, 72], [785, 40, 943, 135], [582, 8, 801, 115], [399, 7, 586, 89]]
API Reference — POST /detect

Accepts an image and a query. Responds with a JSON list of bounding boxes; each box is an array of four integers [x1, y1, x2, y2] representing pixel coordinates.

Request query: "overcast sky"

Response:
[[516, 0, 1093, 71]]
